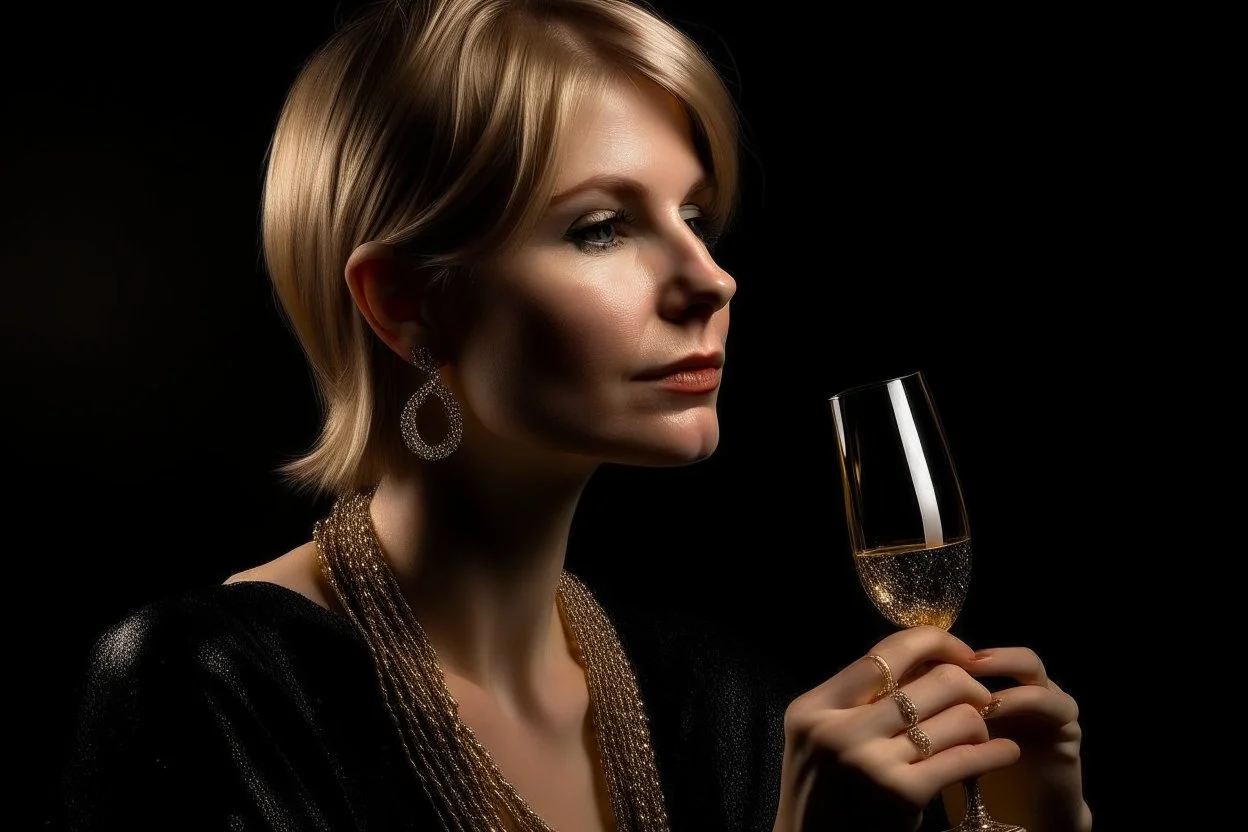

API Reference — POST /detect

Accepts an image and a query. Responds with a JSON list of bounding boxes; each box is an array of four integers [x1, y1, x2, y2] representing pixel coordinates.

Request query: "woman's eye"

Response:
[[566, 205, 719, 254], [567, 210, 629, 252], [580, 222, 618, 245]]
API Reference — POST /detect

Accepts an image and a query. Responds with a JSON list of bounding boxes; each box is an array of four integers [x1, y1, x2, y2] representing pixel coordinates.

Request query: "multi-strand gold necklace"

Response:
[[314, 489, 671, 832]]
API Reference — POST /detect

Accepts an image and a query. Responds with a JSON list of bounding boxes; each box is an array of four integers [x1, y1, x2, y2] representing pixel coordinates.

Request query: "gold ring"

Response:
[[892, 689, 919, 728], [866, 654, 895, 702], [906, 725, 932, 758], [979, 697, 1003, 719]]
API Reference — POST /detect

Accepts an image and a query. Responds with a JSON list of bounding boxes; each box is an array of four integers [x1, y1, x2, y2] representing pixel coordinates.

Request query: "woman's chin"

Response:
[[627, 425, 721, 467]]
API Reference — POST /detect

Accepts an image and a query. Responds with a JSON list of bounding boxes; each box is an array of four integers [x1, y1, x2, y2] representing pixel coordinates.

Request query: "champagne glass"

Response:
[[829, 370, 1023, 832]]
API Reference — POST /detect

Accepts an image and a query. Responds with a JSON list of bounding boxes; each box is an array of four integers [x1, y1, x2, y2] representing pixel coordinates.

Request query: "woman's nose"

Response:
[[657, 230, 736, 322]]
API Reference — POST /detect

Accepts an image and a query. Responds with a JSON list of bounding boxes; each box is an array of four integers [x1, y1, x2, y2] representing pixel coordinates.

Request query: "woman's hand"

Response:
[[942, 647, 1092, 831], [771, 626, 1020, 832]]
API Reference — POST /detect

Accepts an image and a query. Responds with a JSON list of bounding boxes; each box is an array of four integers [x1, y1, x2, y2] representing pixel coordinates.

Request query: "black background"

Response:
[[7, 0, 1168, 827]]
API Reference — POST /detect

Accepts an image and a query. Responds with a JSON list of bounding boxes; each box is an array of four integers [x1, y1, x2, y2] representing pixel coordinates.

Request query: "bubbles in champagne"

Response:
[[854, 539, 972, 630]]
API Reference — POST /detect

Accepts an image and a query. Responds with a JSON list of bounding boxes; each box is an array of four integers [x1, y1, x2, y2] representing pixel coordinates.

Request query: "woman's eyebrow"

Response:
[[550, 174, 712, 207]]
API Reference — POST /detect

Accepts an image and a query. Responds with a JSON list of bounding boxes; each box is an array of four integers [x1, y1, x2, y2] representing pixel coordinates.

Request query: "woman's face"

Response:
[[450, 74, 735, 469]]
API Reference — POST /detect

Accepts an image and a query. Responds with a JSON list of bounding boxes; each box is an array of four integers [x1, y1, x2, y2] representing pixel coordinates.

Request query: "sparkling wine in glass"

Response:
[[829, 370, 1023, 832]]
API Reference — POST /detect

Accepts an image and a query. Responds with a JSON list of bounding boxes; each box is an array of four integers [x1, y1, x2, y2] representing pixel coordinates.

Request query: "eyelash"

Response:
[[566, 207, 721, 255]]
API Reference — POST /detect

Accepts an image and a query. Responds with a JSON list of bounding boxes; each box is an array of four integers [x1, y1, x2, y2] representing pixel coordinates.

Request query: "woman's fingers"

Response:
[[805, 626, 978, 710], [965, 646, 1051, 688], [900, 703, 994, 762], [962, 647, 1081, 730], [980, 684, 1080, 729], [868, 662, 995, 736], [911, 737, 1021, 791], [885, 705, 1022, 796], [799, 700, 1021, 811]]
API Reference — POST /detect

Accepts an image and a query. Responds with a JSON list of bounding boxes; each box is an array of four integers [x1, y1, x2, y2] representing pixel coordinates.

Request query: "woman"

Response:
[[57, 0, 1091, 829]]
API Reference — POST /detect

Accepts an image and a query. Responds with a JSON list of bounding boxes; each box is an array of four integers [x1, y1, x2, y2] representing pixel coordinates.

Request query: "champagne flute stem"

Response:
[[953, 776, 1025, 831], [961, 777, 991, 825]]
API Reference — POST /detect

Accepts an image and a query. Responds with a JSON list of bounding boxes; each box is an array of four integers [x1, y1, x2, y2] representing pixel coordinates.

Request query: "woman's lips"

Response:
[[645, 367, 720, 393]]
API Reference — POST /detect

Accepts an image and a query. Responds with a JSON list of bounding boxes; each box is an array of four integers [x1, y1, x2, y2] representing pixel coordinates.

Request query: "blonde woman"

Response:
[[58, 1, 1091, 830]]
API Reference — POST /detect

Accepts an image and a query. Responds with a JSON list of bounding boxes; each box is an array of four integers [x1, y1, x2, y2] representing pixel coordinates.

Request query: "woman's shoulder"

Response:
[[80, 572, 357, 694], [87, 540, 337, 672], [222, 539, 336, 610], [58, 568, 413, 831]]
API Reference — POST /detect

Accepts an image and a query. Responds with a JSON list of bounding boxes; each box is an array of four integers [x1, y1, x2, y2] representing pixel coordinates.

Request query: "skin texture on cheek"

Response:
[[459, 254, 651, 455]]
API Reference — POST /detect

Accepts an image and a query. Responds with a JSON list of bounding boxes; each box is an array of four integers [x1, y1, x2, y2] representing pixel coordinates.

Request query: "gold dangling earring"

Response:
[[399, 345, 464, 460]]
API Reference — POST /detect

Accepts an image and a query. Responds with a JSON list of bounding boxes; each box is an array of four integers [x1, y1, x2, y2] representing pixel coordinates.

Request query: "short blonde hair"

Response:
[[262, 0, 741, 497]]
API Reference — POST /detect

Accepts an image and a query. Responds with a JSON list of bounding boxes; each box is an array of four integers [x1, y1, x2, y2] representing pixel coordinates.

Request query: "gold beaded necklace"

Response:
[[314, 488, 671, 832]]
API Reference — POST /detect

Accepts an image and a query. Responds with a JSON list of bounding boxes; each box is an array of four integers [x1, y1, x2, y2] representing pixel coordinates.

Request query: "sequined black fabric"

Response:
[[54, 580, 800, 832]]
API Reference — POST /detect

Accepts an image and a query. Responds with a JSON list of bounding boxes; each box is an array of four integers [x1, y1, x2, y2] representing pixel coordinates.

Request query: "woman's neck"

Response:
[[368, 453, 593, 712]]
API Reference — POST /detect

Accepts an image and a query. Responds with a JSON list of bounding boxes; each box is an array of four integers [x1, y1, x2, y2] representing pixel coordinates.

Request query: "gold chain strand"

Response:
[[315, 495, 487, 829], [558, 574, 669, 829], [314, 489, 671, 832]]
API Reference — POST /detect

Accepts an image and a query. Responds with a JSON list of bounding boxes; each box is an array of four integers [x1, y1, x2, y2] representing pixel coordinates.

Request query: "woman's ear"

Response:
[[345, 241, 436, 360]]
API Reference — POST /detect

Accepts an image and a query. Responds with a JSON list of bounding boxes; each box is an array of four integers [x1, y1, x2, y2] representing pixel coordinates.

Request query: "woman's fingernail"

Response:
[[979, 698, 1003, 718], [971, 651, 993, 661]]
